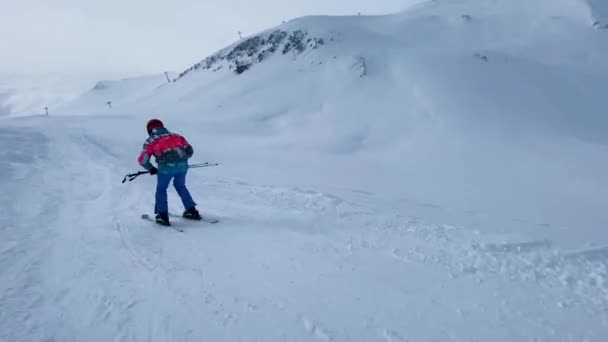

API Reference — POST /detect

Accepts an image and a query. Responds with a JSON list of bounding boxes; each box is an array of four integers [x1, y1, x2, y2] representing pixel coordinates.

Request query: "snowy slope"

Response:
[[2, 0, 608, 341], [56, 73, 176, 114], [0, 72, 117, 116], [61, 0, 608, 245]]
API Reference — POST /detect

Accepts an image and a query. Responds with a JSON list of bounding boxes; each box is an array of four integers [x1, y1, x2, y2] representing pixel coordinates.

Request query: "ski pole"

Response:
[[189, 162, 220, 168], [122, 162, 219, 183], [121, 170, 149, 183]]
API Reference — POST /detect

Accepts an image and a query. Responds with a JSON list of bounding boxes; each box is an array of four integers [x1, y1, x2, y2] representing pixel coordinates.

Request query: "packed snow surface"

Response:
[[1, 0, 608, 341]]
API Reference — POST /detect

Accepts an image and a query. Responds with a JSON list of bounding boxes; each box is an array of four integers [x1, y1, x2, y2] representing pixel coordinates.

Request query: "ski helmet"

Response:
[[146, 119, 164, 135]]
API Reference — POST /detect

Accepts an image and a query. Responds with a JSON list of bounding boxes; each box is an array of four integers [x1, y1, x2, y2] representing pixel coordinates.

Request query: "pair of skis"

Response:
[[141, 213, 219, 232]]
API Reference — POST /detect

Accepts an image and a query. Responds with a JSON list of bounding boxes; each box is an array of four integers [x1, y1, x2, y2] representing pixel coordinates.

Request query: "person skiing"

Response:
[[137, 118, 202, 226]]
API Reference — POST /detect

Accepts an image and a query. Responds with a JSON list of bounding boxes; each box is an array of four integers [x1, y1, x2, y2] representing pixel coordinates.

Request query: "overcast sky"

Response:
[[1, 0, 420, 76]]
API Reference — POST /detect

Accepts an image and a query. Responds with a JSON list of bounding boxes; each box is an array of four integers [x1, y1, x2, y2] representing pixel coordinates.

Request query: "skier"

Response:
[[137, 119, 202, 226]]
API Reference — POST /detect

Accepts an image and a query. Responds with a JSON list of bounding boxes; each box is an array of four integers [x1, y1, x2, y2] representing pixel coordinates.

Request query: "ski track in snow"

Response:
[[0, 121, 605, 341]]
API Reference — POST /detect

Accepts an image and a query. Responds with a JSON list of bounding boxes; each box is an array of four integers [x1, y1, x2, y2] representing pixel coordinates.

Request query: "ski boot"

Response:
[[183, 207, 202, 220], [155, 213, 171, 226]]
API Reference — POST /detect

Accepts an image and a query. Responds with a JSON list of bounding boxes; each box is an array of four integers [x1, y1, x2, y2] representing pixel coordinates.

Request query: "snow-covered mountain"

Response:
[[60, 0, 608, 244], [2, 0, 608, 341], [57, 73, 175, 114], [0, 72, 119, 116]]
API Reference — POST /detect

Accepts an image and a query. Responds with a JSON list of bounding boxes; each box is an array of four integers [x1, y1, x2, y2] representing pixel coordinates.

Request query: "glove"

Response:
[[149, 166, 158, 175]]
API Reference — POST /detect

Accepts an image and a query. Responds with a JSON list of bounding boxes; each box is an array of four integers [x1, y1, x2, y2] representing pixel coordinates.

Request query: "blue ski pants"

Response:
[[155, 170, 196, 214]]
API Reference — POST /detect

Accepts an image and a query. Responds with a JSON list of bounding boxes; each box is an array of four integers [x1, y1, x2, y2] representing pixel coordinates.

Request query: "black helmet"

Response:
[[146, 119, 164, 135]]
